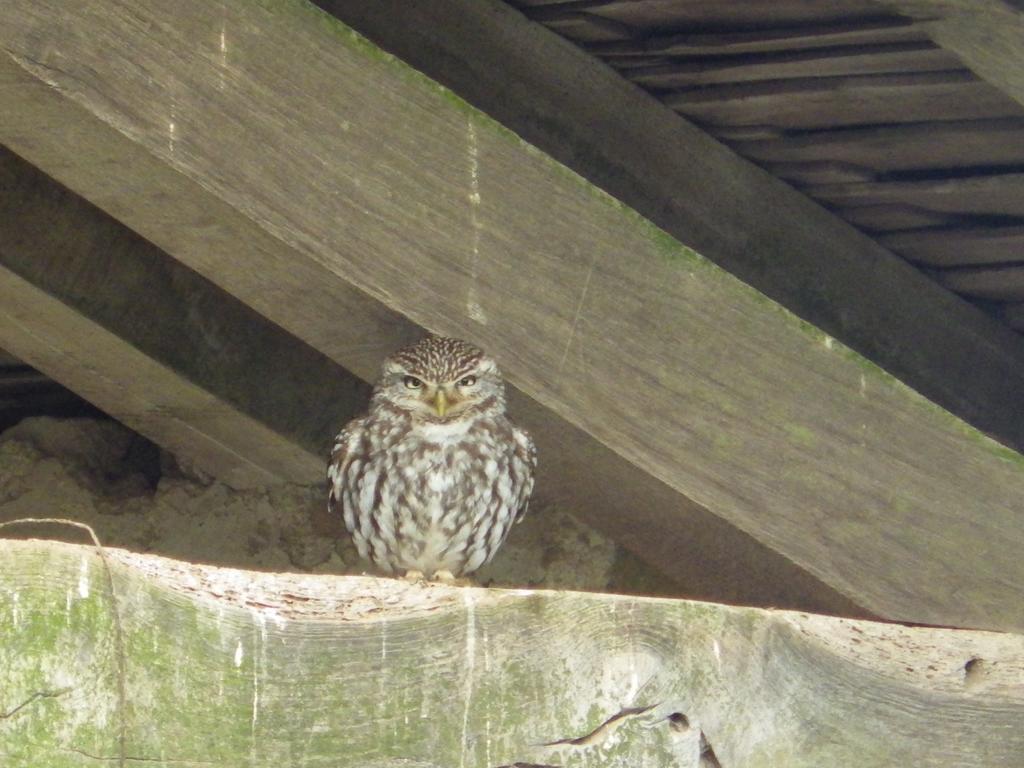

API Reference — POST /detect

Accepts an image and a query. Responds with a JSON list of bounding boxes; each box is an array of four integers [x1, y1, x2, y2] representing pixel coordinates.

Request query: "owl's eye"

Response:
[[403, 375, 423, 389], [458, 375, 477, 387]]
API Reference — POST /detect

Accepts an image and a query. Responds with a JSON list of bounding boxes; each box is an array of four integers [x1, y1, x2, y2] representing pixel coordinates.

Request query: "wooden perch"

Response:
[[1, 539, 1022, 767]]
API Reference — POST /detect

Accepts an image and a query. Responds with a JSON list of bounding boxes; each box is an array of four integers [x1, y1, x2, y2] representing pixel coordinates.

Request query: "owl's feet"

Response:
[[433, 569, 476, 588], [399, 569, 475, 587]]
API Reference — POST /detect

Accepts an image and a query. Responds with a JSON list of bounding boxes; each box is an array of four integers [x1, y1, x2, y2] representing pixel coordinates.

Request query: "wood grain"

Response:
[[809, 174, 1024, 217], [0, 100, 859, 615], [880, 226, 1024, 267], [2, 539, 1023, 767], [627, 45, 960, 89], [4, 0, 1024, 632], [735, 118, 1024, 172], [664, 73, 1018, 130], [938, 264, 1024, 301], [586, 18, 931, 57]]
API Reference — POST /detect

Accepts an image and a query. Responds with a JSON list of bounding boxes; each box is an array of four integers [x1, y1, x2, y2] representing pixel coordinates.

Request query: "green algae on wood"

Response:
[[2, 540, 1024, 767]]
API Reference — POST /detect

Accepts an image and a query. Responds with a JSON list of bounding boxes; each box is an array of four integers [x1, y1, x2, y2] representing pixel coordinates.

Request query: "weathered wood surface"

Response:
[[0, 143, 855, 616], [589, 18, 933, 58], [883, 0, 1024, 111], [0, 147, 366, 488], [2, 539, 1023, 768], [664, 73, 1016, 130], [626, 45, 960, 88], [938, 266, 1024, 302], [880, 226, 1024, 268], [809, 174, 1024, 219], [4, 0, 1024, 631], [511, 0, 1024, 341], [322, 0, 1024, 451], [734, 118, 1024, 174], [516, 0, 893, 32]]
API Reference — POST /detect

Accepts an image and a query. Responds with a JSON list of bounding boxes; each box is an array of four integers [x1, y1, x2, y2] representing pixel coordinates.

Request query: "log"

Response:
[[1, 538, 1023, 767]]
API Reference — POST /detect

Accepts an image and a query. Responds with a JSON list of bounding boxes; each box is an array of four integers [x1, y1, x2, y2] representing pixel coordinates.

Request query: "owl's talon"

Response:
[[434, 569, 476, 587], [402, 569, 426, 582]]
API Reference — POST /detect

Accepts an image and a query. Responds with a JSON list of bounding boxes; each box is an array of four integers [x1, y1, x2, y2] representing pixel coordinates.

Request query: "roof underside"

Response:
[[511, 0, 1024, 330]]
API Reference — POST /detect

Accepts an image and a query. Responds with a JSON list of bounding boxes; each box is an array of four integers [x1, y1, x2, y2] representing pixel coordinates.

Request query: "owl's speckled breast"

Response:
[[355, 417, 520, 576]]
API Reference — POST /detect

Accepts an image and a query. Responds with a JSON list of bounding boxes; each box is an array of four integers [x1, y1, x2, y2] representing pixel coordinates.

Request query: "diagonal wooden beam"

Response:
[[0, 147, 851, 615], [2, 0, 1024, 631], [0, 147, 368, 488], [320, 0, 1024, 455]]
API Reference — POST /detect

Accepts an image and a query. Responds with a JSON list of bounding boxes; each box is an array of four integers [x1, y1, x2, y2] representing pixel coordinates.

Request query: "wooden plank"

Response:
[[759, 160, 878, 185], [3, 539, 1024, 767], [808, 173, 1024, 218], [938, 265, 1024, 301], [736, 118, 1024, 173], [627, 44, 960, 89], [879, 226, 1024, 266], [837, 204, 958, 232], [523, 0, 892, 31], [5, 0, 1024, 632], [523, 11, 631, 42], [586, 18, 932, 57], [882, 0, 1024, 112], [664, 73, 1020, 130]]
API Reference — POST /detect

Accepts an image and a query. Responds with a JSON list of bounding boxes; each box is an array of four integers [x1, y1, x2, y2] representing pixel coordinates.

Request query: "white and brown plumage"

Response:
[[328, 336, 536, 579]]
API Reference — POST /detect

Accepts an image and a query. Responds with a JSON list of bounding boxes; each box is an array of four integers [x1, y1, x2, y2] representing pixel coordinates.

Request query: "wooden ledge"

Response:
[[1, 539, 1022, 767]]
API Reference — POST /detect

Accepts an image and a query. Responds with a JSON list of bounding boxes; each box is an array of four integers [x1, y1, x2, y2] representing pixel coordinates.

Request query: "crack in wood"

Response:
[[0, 688, 72, 720], [541, 703, 656, 747], [64, 747, 216, 764], [0, 518, 128, 767]]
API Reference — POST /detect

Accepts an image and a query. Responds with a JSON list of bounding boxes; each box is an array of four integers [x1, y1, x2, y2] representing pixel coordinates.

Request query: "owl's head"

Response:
[[375, 336, 506, 421]]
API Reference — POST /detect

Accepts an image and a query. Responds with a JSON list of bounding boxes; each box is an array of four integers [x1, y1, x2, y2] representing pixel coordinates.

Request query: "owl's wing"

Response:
[[511, 426, 537, 524], [326, 418, 366, 522]]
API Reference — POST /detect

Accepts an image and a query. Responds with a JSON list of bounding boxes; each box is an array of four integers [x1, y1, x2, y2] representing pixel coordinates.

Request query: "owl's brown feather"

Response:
[[327, 336, 536, 577]]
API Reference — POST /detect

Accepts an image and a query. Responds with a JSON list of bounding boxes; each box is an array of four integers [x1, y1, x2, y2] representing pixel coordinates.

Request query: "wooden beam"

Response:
[[882, 0, 1024, 111], [3, 0, 1024, 631], [3, 539, 1023, 767], [0, 147, 367, 488], [317, 0, 1024, 455], [0, 150, 850, 616]]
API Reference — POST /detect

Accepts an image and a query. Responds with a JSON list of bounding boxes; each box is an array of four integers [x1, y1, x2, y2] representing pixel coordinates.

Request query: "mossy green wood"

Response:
[[3, 0, 1024, 632], [2, 541, 1024, 767]]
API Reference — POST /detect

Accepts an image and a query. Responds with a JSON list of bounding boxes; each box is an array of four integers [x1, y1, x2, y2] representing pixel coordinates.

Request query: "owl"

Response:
[[327, 335, 536, 579]]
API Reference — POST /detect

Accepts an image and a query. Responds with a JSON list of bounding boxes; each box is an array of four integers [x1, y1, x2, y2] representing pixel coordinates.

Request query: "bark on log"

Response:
[[1, 538, 1022, 767]]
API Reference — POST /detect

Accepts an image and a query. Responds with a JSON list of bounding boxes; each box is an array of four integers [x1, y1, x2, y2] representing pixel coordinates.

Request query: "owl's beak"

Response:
[[432, 389, 449, 418]]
